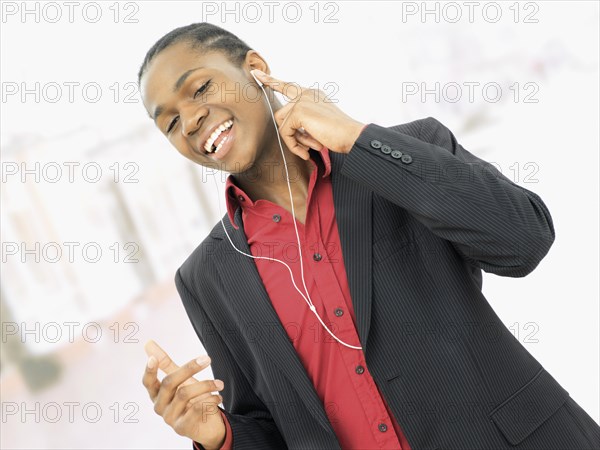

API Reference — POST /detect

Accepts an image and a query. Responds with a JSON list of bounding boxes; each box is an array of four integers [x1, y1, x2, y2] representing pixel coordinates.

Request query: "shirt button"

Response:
[[272, 214, 281, 222], [313, 253, 322, 262], [355, 365, 365, 374], [238, 195, 245, 202], [378, 423, 388, 432], [334, 308, 344, 317]]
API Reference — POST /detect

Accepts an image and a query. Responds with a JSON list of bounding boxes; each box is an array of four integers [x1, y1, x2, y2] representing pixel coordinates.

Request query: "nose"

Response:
[[180, 106, 203, 137]]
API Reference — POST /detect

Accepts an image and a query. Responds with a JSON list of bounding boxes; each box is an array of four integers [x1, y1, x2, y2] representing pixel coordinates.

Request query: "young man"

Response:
[[139, 23, 600, 450]]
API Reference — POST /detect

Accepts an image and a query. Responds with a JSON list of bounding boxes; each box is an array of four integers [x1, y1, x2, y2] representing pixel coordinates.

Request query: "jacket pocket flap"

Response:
[[489, 368, 569, 445]]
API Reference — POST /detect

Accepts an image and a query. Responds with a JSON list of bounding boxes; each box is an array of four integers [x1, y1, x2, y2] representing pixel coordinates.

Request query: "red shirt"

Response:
[[195, 139, 411, 450]]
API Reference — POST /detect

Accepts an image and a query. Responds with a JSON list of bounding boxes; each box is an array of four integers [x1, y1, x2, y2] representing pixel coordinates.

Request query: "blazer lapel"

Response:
[[212, 150, 373, 439]]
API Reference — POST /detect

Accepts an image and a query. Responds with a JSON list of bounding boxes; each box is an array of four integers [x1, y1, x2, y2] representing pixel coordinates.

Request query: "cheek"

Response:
[[171, 134, 186, 149], [169, 136, 192, 157]]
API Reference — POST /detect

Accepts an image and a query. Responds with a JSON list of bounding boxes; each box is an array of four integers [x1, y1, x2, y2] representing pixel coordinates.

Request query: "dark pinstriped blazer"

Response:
[[175, 117, 600, 449]]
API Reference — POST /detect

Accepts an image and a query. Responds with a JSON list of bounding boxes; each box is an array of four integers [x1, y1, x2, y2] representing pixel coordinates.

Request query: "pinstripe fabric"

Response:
[[176, 117, 600, 450]]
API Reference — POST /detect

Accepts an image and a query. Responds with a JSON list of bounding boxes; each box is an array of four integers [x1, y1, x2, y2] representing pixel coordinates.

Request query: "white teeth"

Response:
[[204, 119, 233, 153]]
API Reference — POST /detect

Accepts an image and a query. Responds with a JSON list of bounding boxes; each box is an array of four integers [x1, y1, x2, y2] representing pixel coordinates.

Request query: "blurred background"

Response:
[[1, 1, 598, 448]]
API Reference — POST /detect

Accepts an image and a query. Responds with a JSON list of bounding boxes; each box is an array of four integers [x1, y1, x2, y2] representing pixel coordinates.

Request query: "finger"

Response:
[[273, 104, 317, 147], [153, 356, 212, 415], [144, 340, 180, 374], [166, 379, 224, 421], [295, 129, 324, 151], [279, 112, 310, 161], [142, 355, 161, 401], [273, 105, 319, 157], [144, 339, 196, 387], [252, 69, 303, 102], [273, 102, 294, 129], [286, 138, 310, 161]]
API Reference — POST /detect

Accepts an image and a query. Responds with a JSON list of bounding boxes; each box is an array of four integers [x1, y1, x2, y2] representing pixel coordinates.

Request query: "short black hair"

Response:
[[137, 22, 253, 86]]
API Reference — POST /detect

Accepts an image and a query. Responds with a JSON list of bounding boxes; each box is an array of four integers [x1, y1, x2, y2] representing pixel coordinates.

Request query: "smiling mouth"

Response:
[[203, 119, 234, 154]]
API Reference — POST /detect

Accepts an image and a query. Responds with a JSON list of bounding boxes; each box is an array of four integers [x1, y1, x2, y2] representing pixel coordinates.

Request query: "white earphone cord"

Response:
[[213, 75, 362, 350]]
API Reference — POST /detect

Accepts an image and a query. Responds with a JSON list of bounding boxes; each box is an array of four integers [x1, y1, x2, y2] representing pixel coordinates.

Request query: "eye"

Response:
[[166, 116, 179, 134], [194, 79, 211, 99]]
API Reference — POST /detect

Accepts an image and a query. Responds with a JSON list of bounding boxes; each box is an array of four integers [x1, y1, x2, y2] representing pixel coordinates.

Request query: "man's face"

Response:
[[140, 41, 270, 172]]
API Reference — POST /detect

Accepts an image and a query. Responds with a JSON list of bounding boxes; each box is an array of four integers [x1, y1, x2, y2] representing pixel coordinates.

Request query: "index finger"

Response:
[[144, 339, 201, 386], [251, 69, 303, 101]]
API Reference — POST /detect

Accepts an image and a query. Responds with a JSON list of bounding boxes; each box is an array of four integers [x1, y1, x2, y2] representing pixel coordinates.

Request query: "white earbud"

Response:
[[250, 69, 264, 87], [211, 70, 363, 350]]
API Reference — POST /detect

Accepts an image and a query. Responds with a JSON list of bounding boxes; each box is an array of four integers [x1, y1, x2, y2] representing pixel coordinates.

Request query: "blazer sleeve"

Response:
[[175, 269, 288, 450], [340, 116, 556, 278]]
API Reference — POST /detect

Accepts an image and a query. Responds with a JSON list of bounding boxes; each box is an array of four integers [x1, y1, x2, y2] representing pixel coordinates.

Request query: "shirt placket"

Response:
[[307, 195, 403, 450]]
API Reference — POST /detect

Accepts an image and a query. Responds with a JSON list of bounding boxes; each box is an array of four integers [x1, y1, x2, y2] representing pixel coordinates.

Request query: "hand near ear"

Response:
[[251, 69, 365, 160]]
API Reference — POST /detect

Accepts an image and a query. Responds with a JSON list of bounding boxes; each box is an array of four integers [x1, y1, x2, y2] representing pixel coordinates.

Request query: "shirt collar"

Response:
[[225, 146, 332, 230]]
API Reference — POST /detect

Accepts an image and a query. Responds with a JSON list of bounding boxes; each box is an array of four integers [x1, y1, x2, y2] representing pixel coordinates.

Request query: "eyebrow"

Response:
[[151, 66, 206, 122]]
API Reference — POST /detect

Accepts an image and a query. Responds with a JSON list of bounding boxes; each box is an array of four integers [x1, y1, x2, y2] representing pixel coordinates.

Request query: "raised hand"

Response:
[[251, 69, 365, 159], [142, 340, 227, 450]]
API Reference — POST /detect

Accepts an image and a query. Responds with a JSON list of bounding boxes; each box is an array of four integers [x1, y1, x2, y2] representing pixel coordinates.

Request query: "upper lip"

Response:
[[198, 118, 233, 154]]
